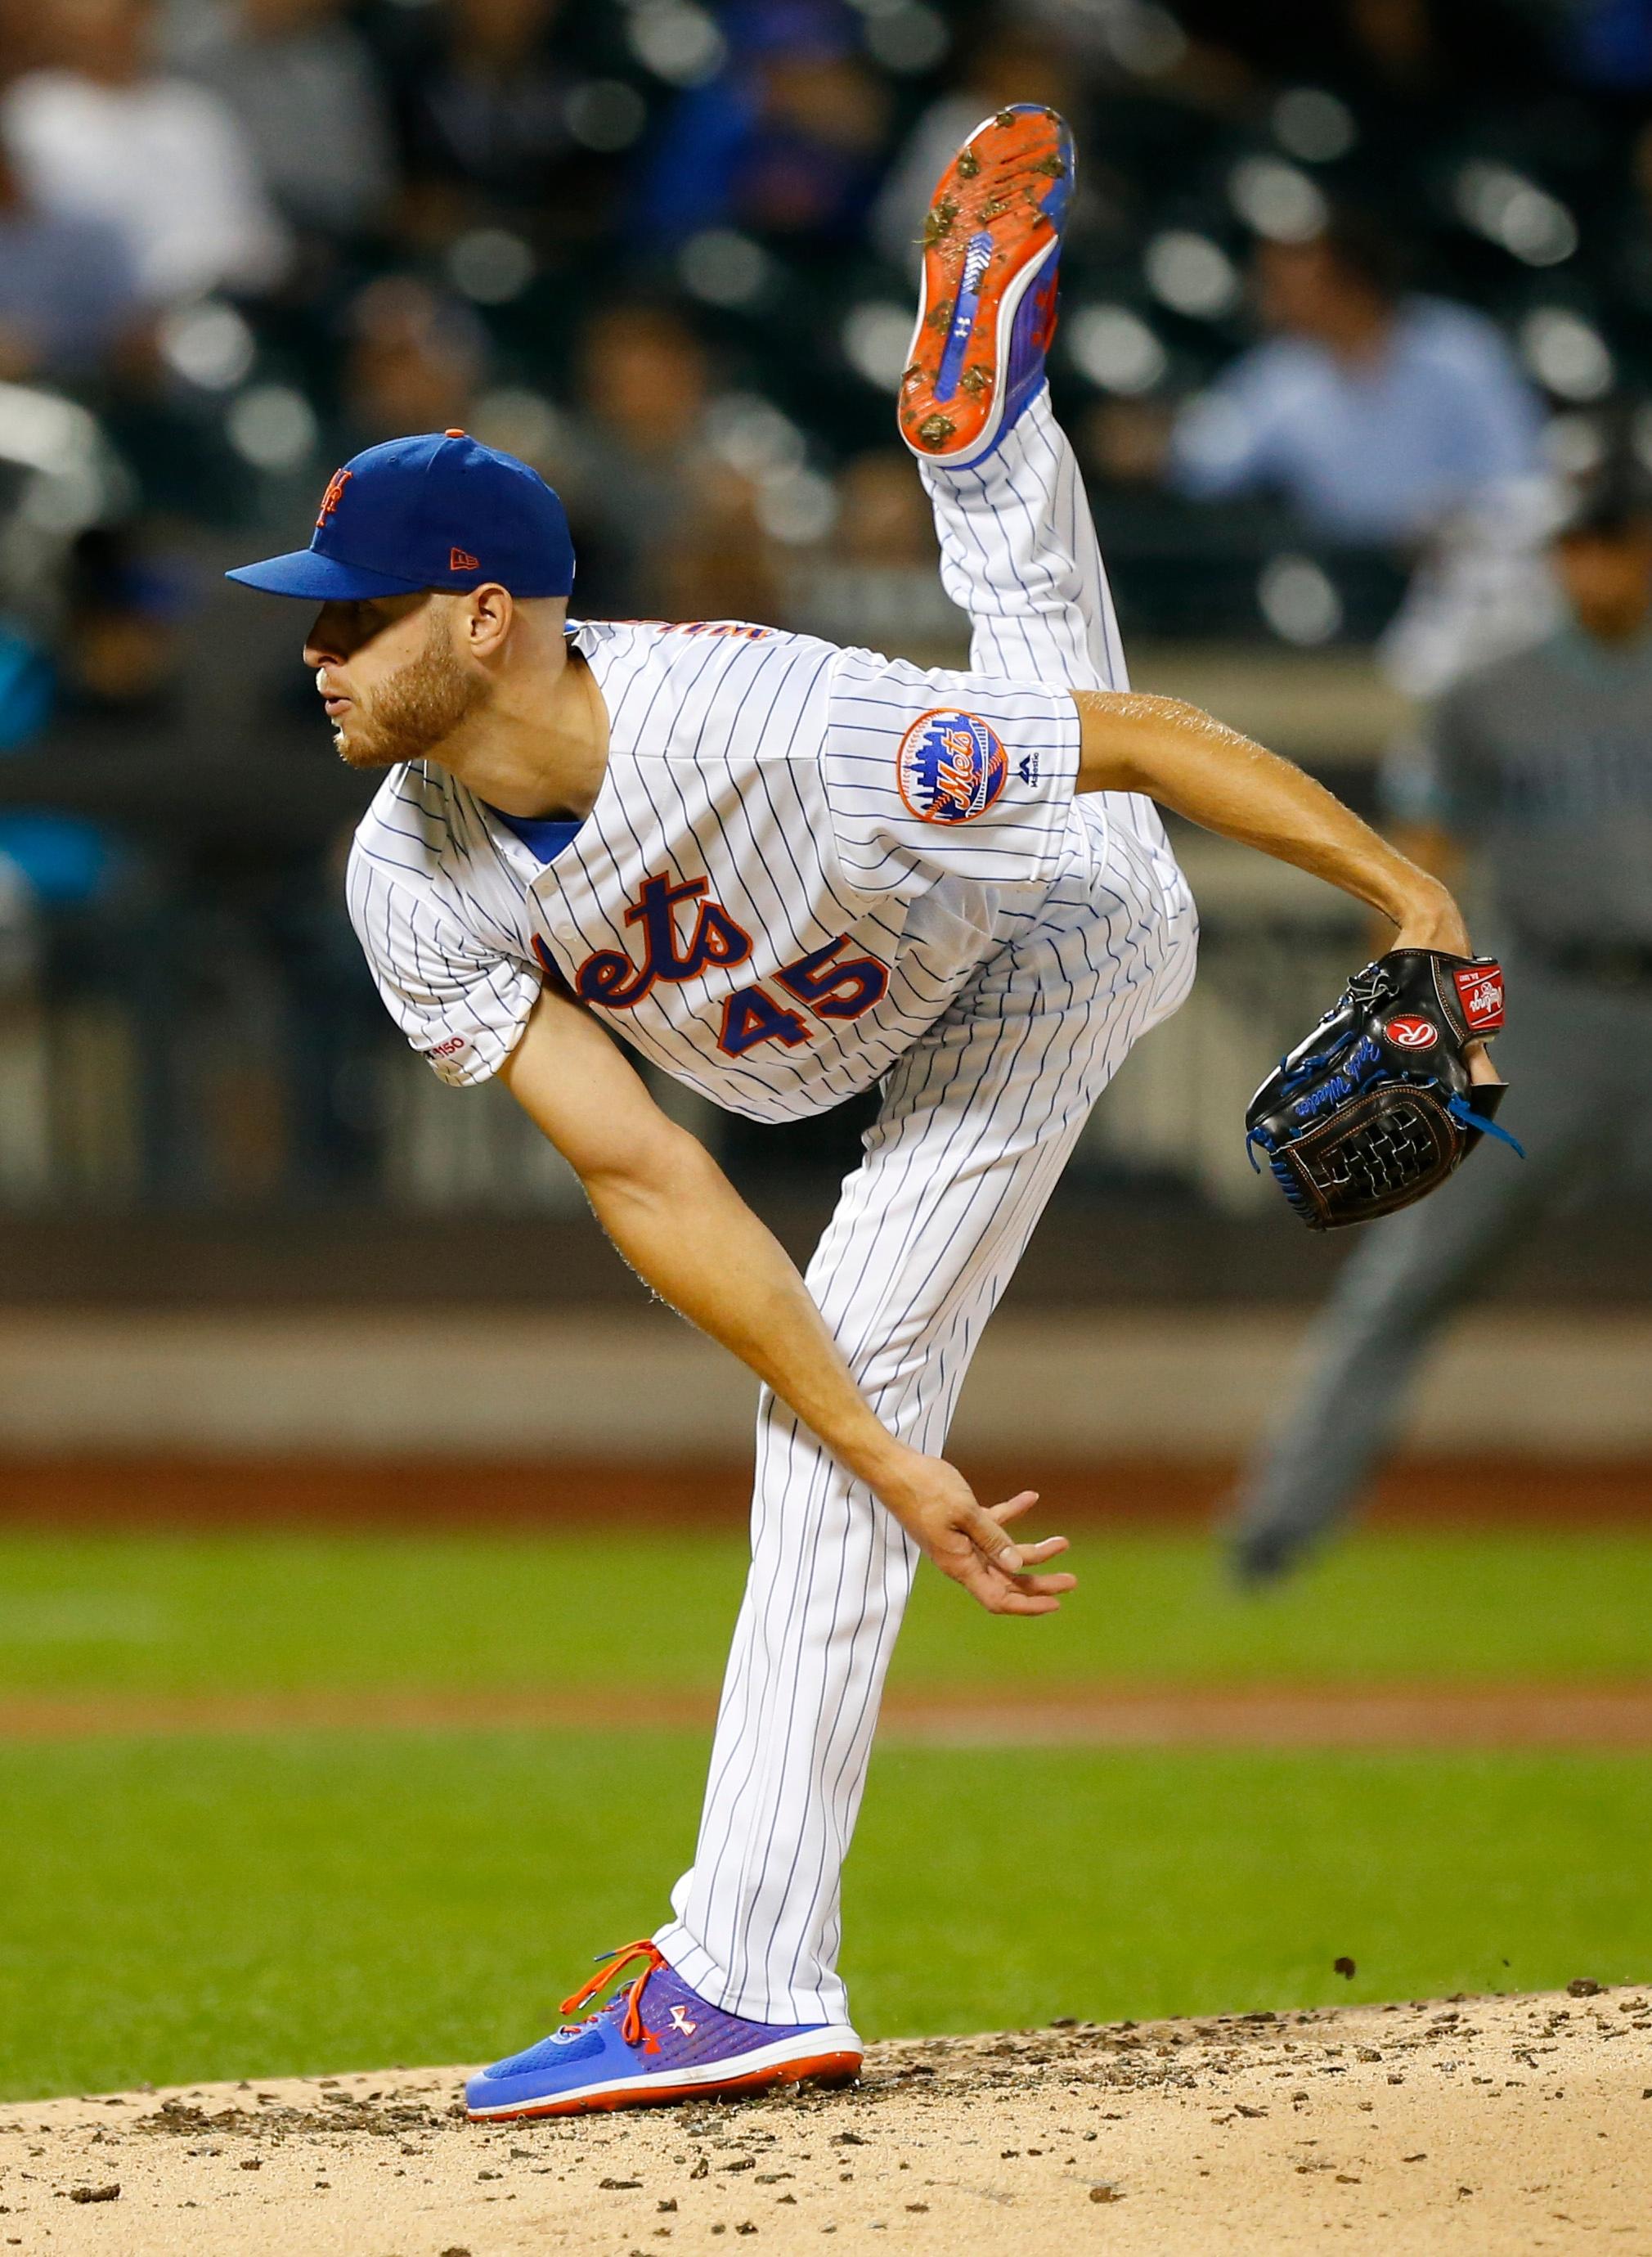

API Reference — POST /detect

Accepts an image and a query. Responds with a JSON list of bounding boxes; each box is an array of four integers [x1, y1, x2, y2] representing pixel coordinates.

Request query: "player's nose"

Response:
[[302, 605, 348, 668]]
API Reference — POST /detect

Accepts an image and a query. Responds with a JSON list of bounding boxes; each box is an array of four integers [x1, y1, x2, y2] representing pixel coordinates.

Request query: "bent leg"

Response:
[[655, 817, 1180, 2023]]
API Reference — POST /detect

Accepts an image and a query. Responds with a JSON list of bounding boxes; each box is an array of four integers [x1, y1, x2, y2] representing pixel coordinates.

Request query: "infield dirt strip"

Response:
[[3, 1684, 1652, 1747], [5, 1991, 1648, 2256]]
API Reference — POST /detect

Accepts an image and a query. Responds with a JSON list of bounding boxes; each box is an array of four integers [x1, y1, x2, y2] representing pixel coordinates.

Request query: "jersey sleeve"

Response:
[[346, 830, 541, 1088], [821, 650, 1081, 895]]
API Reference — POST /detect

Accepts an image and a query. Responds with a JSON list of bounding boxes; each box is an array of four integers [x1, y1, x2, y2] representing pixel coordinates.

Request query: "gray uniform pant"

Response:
[[1228, 953, 1652, 1564]]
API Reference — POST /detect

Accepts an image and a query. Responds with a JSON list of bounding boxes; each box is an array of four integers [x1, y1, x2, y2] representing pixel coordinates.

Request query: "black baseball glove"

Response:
[[1245, 949, 1521, 1230]]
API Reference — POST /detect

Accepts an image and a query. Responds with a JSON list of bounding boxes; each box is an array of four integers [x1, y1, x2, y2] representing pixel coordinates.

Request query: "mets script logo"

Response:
[[533, 871, 891, 1059], [1385, 1015, 1439, 1050], [896, 708, 1008, 825], [316, 466, 352, 529]]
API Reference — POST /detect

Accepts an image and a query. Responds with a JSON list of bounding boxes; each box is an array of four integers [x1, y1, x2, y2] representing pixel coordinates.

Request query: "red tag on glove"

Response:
[[1453, 962, 1505, 1032]]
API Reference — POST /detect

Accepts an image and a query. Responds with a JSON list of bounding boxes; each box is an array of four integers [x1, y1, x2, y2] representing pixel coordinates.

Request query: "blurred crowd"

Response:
[[2, 0, 1651, 1202]]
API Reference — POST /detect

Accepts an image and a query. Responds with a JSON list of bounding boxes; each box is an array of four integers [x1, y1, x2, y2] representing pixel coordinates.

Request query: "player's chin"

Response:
[[332, 720, 399, 772]]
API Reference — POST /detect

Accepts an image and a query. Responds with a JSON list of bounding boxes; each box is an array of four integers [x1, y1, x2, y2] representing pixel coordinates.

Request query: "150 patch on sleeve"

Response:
[[896, 708, 1009, 825]]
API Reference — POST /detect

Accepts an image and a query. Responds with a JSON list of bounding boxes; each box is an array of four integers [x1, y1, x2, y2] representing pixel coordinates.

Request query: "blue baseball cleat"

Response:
[[464, 1941, 864, 2120], [899, 102, 1075, 470]]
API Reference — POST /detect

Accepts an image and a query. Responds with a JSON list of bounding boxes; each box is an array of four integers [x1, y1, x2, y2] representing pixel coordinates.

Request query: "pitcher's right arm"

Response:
[[499, 986, 1074, 1616]]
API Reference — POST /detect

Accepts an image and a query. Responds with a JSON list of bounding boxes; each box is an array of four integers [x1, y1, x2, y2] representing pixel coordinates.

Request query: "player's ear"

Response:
[[463, 582, 514, 662]]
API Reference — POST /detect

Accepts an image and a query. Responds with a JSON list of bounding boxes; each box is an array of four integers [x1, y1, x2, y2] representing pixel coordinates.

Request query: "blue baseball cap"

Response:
[[225, 429, 575, 601]]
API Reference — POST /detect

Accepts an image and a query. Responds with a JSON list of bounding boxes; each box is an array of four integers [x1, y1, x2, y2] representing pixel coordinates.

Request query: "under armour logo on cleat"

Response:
[[669, 2005, 698, 2035]]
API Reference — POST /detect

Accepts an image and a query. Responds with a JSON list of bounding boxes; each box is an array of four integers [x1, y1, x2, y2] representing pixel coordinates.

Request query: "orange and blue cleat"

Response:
[[464, 1941, 863, 2120], [898, 103, 1075, 471]]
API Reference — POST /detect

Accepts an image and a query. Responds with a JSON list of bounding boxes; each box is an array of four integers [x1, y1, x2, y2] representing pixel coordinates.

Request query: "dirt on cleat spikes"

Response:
[[958, 366, 992, 396], [915, 413, 956, 448], [956, 146, 980, 178], [926, 299, 953, 330], [981, 196, 1008, 220], [1033, 154, 1066, 178], [922, 197, 958, 247], [994, 108, 1016, 127], [900, 362, 924, 388]]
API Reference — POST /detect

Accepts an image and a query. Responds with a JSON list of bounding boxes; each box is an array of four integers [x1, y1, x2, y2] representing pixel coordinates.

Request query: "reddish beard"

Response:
[[334, 624, 486, 771]]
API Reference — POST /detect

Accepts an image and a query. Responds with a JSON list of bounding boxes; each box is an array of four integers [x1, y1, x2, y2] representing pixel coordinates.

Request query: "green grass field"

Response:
[[2, 1526, 1649, 2102], [3, 1526, 1652, 1693]]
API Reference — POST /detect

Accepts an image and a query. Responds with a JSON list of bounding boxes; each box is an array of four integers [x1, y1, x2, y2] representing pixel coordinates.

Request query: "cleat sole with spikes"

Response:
[[898, 103, 1073, 470]]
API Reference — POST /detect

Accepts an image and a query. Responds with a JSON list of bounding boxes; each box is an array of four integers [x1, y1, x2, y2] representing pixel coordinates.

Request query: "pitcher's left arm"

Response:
[[1072, 689, 1477, 970]]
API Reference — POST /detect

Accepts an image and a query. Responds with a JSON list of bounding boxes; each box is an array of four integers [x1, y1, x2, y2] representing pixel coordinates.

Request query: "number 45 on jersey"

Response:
[[535, 870, 890, 1059]]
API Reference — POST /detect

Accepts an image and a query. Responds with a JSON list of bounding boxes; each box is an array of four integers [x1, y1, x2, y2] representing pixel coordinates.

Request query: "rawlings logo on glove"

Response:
[[1453, 964, 1505, 1031], [1246, 949, 1522, 1230]]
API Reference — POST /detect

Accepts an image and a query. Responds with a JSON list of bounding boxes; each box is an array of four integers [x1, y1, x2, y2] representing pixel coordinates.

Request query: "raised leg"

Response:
[[923, 389, 1187, 906], [922, 386, 1129, 693]]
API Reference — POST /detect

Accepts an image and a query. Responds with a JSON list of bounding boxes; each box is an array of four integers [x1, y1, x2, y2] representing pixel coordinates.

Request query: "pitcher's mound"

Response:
[[6, 1988, 1648, 2254]]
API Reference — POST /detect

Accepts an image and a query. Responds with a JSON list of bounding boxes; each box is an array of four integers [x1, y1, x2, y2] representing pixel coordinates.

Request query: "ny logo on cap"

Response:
[[316, 467, 352, 529]]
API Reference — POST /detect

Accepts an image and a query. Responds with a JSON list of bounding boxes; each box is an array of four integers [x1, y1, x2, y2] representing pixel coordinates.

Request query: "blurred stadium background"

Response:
[[0, 0, 1649, 2101]]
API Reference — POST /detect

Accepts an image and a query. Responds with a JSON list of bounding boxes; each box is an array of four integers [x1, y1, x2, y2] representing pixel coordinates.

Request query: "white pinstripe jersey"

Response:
[[346, 618, 1093, 1123]]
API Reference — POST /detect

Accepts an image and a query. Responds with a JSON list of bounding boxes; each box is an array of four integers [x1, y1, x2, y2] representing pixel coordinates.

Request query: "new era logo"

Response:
[[450, 546, 479, 571]]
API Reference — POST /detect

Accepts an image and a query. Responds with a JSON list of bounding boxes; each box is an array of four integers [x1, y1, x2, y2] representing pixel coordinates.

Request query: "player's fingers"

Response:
[[1012, 1534, 1070, 1565], [987, 1489, 1041, 1526], [1009, 1570, 1077, 1598], [987, 1586, 1065, 1616], [963, 1503, 1024, 1575], [936, 1528, 1071, 1612], [952, 1549, 1073, 1612]]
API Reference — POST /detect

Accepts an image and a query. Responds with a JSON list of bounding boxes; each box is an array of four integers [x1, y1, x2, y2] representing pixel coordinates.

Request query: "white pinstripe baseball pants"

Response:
[[654, 393, 1197, 2024]]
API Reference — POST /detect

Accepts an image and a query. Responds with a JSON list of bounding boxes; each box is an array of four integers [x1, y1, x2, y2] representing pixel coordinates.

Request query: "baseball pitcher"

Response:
[[229, 107, 1498, 2117]]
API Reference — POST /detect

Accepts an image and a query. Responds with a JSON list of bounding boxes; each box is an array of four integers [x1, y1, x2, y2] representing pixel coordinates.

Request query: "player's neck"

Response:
[[438, 642, 609, 821]]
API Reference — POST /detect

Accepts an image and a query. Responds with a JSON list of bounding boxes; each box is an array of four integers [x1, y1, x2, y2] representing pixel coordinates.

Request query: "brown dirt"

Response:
[[3, 1989, 1647, 2255], [1, 1454, 1648, 1529], [2, 1683, 1650, 1749]]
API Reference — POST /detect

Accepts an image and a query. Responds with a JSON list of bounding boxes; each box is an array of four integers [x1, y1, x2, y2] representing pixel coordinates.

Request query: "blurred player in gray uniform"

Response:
[[1228, 471, 1652, 1582]]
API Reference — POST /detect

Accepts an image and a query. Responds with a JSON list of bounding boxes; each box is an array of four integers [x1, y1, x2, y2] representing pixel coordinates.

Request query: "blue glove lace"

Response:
[[1443, 1092, 1525, 1156]]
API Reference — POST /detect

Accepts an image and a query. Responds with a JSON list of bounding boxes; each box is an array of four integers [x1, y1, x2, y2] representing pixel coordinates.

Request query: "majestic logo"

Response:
[[668, 2005, 698, 2035], [1453, 964, 1505, 1032], [450, 546, 479, 571], [1385, 1015, 1439, 1050], [315, 466, 352, 528], [896, 708, 1009, 825]]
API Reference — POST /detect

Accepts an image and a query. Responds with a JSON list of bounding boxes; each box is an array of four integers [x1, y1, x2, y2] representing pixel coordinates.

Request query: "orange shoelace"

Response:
[[559, 1940, 667, 2047]]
